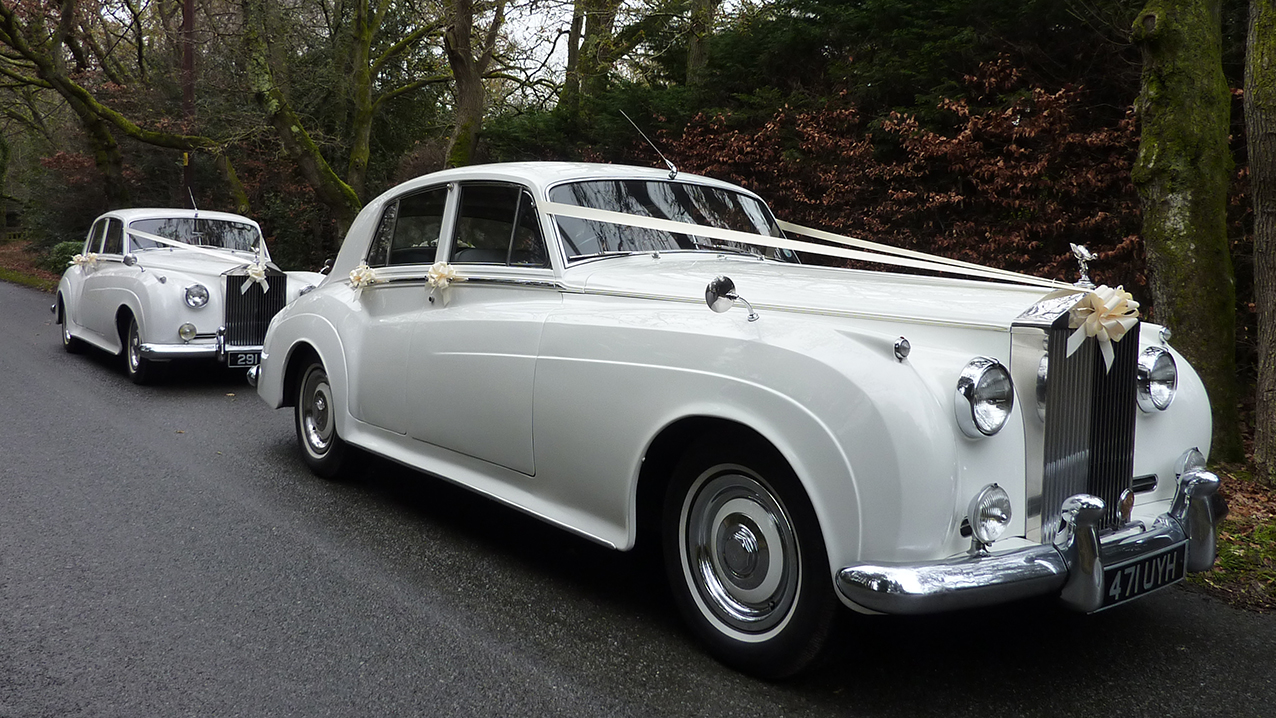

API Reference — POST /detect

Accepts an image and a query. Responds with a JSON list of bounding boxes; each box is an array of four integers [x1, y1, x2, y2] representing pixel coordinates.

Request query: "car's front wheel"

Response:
[[663, 435, 839, 679], [294, 357, 350, 478], [124, 316, 155, 385]]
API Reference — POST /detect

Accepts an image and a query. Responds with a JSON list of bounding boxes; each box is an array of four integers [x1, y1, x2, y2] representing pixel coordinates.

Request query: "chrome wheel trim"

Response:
[[680, 465, 801, 637], [300, 367, 335, 458], [127, 320, 142, 372]]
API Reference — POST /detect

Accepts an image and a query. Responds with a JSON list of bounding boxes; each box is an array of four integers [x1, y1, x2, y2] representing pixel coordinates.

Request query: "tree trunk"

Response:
[[686, 0, 720, 86], [241, 0, 361, 234], [1248, 0, 1276, 484], [443, 0, 504, 169], [1132, 0, 1241, 461]]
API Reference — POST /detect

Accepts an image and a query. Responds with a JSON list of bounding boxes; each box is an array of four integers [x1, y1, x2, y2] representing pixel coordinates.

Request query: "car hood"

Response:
[[574, 255, 1061, 330], [136, 248, 261, 278]]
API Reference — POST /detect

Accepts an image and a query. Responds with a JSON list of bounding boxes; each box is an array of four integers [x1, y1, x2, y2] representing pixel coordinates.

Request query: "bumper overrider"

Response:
[[836, 464, 1227, 614]]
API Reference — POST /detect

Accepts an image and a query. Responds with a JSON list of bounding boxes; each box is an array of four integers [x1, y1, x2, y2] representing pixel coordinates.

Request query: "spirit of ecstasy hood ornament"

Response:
[[1070, 243, 1096, 289]]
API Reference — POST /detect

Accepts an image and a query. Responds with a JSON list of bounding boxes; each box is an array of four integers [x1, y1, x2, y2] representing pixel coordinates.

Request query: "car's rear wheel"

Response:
[[58, 300, 83, 354], [295, 357, 350, 478], [124, 316, 155, 385], [663, 435, 838, 679]]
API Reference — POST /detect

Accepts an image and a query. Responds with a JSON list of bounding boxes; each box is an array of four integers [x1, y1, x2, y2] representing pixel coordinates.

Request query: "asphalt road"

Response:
[[2, 279, 1274, 717]]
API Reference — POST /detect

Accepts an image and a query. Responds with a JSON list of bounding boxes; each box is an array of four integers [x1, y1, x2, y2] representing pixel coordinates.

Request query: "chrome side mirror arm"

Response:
[[705, 275, 759, 322]]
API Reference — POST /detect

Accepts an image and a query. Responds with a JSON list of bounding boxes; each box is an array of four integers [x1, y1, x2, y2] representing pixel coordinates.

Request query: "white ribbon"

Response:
[[542, 201, 1069, 290], [126, 227, 269, 289], [1062, 285, 1140, 371], [348, 262, 380, 299]]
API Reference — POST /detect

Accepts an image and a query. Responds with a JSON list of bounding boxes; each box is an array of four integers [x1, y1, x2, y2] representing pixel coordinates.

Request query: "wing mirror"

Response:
[[123, 254, 138, 267], [320, 257, 334, 275], [705, 275, 759, 322]]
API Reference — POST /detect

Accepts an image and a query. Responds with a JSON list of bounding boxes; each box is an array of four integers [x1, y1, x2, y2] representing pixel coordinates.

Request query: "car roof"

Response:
[[99, 208, 262, 228], [380, 161, 765, 201]]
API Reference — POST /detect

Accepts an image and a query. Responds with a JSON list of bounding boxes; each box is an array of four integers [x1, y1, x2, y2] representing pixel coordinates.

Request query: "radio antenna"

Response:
[[188, 188, 199, 215], [619, 109, 677, 180]]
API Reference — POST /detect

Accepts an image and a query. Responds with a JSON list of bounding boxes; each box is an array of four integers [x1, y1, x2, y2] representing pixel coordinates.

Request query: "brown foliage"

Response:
[[663, 60, 1148, 300]]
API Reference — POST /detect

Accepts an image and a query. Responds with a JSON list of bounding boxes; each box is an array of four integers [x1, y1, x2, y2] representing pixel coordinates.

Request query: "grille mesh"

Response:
[[224, 270, 286, 347], [1038, 319, 1139, 541]]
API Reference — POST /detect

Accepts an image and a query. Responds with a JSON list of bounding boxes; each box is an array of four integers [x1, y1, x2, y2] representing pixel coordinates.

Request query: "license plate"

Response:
[[1102, 543, 1187, 609], [228, 351, 260, 367]]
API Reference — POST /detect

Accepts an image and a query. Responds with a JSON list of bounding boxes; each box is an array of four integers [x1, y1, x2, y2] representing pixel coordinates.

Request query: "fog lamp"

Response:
[[178, 323, 197, 342], [968, 484, 1012, 549]]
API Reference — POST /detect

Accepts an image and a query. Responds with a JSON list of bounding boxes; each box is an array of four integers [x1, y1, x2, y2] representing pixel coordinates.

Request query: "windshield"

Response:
[[128, 217, 262, 253], [549, 179, 796, 262]]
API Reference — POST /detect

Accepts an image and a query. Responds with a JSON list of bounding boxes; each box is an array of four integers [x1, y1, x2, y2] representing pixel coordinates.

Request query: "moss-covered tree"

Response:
[[1247, 0, 1276, 484], [1132, 0, 1241, 461]]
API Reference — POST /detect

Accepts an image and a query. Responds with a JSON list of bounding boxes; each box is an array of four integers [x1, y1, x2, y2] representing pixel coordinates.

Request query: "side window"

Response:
[[102, 218, 124, 255], [86, 220, 107, 253], [451, 184, 548, 267], [366, 187, 448, 267]]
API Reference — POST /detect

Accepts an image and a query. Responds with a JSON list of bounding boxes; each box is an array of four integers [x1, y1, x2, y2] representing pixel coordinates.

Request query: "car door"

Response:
[[63, 219, 106, 335], [80, 217, 128, 346], [347, 185, 452, 434], [404, 182, 560, 476]]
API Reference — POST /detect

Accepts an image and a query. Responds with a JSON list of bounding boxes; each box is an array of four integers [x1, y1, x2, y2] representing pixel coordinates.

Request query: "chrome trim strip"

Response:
[[835, 465, 1225, 615]]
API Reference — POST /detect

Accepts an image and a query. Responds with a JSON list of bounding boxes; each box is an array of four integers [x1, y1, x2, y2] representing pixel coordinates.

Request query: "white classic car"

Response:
[[250, 162, 1225, 677], [54, 208, 324, 384]]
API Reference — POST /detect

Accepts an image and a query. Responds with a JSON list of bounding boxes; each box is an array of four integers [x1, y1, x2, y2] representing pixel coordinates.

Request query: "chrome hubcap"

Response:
[[128, 324, 141, 370], [684, 469, 799, 633], [301, 368, 334, 456]]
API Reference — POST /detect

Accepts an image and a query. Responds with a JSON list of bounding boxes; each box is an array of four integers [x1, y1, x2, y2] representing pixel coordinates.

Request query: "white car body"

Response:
[[253, 162, 1224, 677], [55, 208, 324, 383]]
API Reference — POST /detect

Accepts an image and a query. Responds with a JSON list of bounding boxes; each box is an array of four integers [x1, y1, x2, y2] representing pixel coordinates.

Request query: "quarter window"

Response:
[[367, 187, 448, 267], [86, 220, 107, 253], [102, 219, 124, 255], [451, 184, 548, 267]]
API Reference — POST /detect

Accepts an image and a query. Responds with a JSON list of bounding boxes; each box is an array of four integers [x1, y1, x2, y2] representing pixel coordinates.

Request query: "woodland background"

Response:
[[0, 0, 1270, 484]]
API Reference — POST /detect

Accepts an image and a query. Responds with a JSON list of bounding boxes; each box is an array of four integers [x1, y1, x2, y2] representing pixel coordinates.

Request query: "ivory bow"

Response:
[[427, 261, 462, 290], [241, 261, 270, 294], [427, 261, 464, 306], [1066, 285, 1140, 371], [70, 252, 99, 268], [348, 262, 380, 298]]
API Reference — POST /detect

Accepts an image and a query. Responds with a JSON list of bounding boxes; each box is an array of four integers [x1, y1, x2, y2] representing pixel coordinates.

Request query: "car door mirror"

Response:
[[122, 254, 138, 267]]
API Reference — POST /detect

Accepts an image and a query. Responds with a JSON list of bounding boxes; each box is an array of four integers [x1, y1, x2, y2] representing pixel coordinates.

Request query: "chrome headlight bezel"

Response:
[[184, 283, 210, 308], [955, 357, 1015, 438], [1136, 346, 1177, 412]]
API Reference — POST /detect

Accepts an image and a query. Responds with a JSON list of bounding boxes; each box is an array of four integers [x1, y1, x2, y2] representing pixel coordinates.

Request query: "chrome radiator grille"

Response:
[[1037, 318, 1139, 541], [1011, 296, 1139, 544], [223, 270, 286, 347]]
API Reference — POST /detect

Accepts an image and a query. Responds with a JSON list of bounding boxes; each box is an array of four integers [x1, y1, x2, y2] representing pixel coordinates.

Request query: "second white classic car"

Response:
[[251, 162, 1225, 678], [54, 208, 324, 384]]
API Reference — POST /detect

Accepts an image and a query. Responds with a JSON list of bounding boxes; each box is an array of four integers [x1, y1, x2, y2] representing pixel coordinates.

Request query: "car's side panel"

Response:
[[405, 282, 561, 476]]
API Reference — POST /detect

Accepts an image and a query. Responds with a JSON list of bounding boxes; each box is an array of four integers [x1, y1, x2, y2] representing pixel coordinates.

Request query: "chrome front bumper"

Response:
[[139, 327, 262, 361], [836, 468, 1226, 614]]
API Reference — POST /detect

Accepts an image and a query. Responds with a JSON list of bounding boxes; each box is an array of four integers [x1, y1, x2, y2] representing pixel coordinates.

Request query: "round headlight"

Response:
[[184, 283, 210, 308], [955, 357, 1015, 437], [178, 323, 197, 341], [1136, 346, 1177, 412], [968, 483, 1012, 547]]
